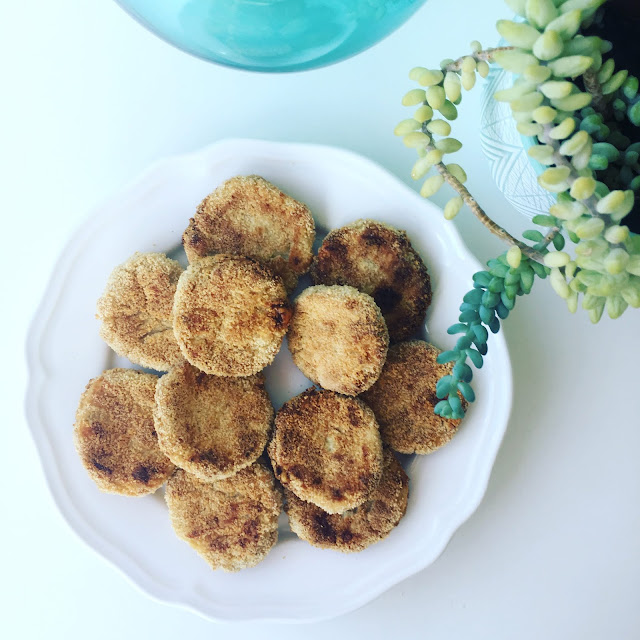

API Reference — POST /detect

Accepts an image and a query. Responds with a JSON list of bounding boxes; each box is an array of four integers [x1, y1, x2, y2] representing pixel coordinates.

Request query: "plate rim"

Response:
[[25, 138, 513, 623]]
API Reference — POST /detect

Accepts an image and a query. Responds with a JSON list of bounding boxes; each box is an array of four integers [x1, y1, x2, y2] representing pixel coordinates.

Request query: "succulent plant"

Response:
[[396, 0, 639, 420]]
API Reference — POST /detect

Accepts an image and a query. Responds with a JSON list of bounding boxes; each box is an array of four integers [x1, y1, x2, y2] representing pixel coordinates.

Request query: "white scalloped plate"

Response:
[[25, 139, 512, 623]]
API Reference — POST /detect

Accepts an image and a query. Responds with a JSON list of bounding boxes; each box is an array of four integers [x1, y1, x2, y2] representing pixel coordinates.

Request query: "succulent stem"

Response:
[[424, 142, 549, 262], [444, 47, 515, 72], [583, 68, 611, 119]]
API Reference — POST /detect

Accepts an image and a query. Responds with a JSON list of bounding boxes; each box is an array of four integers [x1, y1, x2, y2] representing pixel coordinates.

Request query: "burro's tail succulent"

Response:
[[397, 0, 639, 420]]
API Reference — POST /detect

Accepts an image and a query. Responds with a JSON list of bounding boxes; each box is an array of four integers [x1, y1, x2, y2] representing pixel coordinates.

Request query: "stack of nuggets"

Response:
[[74, 174, 466, 572], [269, 389, 409, 551], [311, 219, 432, 342]]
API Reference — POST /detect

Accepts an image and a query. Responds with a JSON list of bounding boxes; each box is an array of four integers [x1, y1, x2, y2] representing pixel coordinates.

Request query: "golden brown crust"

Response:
[[96, 252, 184, 371], [287, 285, 389, 396], [361, 340, 465, 454], [154, 362, 273, 480], [165, 463, 282, 572], [73, 368, 175, 496], [268, 388, 383, 514], [183, 175, 315, 292], [311, 220, 431, 342], [172, 254, 290, 377], [285, 449, 408, 552]]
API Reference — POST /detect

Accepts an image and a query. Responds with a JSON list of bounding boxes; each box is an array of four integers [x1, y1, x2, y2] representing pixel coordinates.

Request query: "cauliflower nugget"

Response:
[[287, 285, 389, 396], [311, 220, 431, 342], [173, 255, 291, 377], [285, 449, 408, 552], [166, 463, 282, 572], [154, 362, 273, 480], [96, 252, 184, 371], [361, 340, 465, 454], [268, 388, 383, 514], [183, 175, 315, 292], [74, 369, 175, 496]]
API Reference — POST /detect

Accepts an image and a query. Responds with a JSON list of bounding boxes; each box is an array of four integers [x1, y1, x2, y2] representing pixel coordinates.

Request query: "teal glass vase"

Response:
[[115, 0, 426, 72]]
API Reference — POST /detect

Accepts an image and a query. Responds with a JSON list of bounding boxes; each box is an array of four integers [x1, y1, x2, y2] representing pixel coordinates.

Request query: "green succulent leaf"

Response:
[[465, 348, 484, 369], [560, 0, 606, 12], [472, 271, 492, 287], [532, 214, 559, 226], [434, 400, 450, 416], [457, 381, 476, 403], [552, 233, 566, 250], [526, 0, 558, 30], [437, 350, 459, 363], [496, 20, 541, 50], [493, 49, 539, 73], [472, 324, 489, 345], [547, 55, 593, 77], [447, 323, 468, 335], [523, 229, 545, 242], [496, 303, 510, 319], [545, 9, 581, 40]]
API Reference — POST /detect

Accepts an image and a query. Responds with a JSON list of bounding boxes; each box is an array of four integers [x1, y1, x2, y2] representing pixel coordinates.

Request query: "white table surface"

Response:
[[3, 1, 639, 638]]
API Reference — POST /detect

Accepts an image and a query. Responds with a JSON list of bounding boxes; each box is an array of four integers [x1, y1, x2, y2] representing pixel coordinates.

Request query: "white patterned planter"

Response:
[[480, 66, 556, 220]]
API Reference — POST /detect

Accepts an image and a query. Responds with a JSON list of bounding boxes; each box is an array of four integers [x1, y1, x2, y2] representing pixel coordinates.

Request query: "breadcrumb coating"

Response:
[[173, 254, 290, 377], [154, 362, 273, 480], [268, 388, 383, 514], [96, 252, 184, 371], [285, 449, 408, 552], [287, 285, 389, 396], [183, 175, 315, 292], [361, 340, 465, 454], [74, 368, 175, 496], [311, 220, 431, 342], [165, 463, 282, 571]]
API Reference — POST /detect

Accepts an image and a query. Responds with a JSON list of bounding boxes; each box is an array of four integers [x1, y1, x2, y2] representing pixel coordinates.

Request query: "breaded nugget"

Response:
[[268, 388, 383, 514], [96, 252, 184, 371], [361, 340, 465, 454], [154, 362, 273, 480], [285, 449, 408, 552], [287, 285, 389, 396], [74, 368, 175, 496], [165, 463, 282, 572], [183, 175, 315, 292], [173, 254, 290, 377], [311, 220, 431, 342]]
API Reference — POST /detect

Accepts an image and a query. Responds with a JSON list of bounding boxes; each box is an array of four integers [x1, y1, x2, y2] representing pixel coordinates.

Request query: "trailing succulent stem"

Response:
[[397, 0, 640, 418], [435, 245, 548, 420]]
